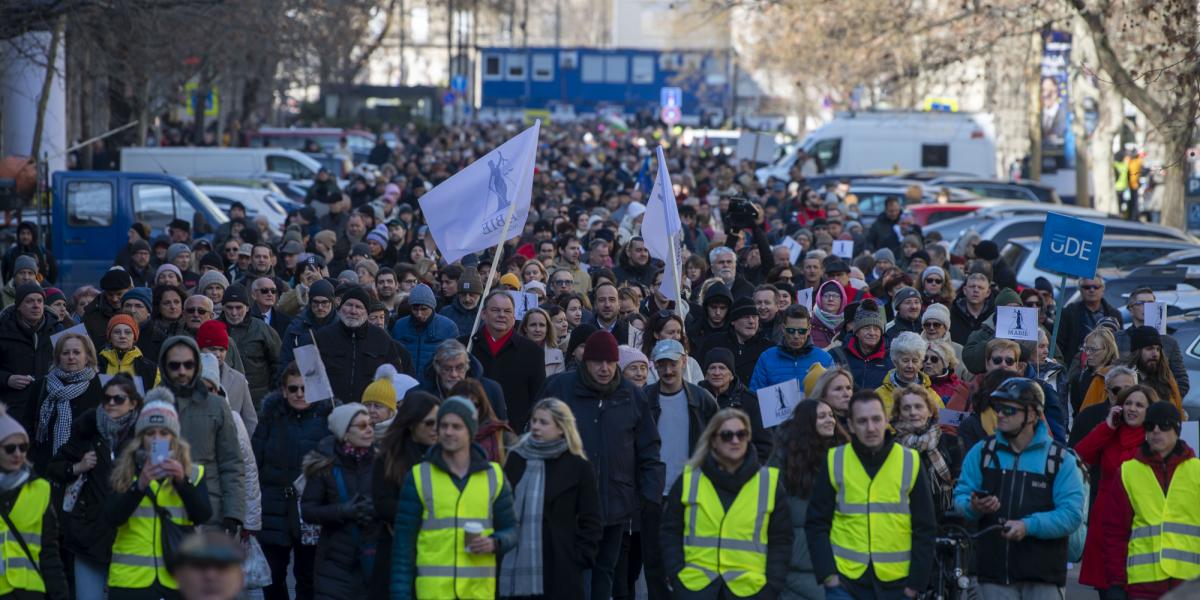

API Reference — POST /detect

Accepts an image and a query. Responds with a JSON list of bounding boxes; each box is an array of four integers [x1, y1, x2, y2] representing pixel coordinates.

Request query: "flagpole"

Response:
[[465, 189, 522, 354]]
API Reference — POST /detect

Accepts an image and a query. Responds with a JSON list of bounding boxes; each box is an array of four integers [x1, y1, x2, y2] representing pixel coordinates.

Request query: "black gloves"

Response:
[[222, 517, 242, 537], [339, 495, 373, 524]]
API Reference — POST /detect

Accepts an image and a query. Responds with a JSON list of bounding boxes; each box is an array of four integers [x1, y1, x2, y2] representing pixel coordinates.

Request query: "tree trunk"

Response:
[[1026, 29, 1043, 181], [1159, 128, 1193, 231], [1088, 82, 1123, 215], [30, 18, 64, 162]]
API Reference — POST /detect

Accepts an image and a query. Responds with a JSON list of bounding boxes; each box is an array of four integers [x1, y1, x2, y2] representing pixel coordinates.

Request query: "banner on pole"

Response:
[[643, 146, 684, 304]]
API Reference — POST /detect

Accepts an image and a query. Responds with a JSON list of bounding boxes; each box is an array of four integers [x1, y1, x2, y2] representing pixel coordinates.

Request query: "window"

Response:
[[266, 156, 315, 180], [631, 56, 655, 84], [66, 181, 113, 227], [1098, 247, 1180, 271], [921, 144, 949, 168], [581, 55, 604, 82], [505, 54, 525, 81], [531, 53, 554, 81], [559, 51, 578, 69], [483, 55, 502, 80], [811, 138, 841, 171], [604, 56, 627, 83], [133, 183, 194, 233]]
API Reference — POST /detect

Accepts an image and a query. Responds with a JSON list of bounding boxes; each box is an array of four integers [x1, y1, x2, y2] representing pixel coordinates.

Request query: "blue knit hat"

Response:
[[408, 283, 436, 309], [366, 224, 389, 248], [122, 287, 153, 310]]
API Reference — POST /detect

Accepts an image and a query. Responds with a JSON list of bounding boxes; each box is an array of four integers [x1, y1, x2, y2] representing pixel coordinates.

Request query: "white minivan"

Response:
[[755, 110, 997, 183], [121, 147, 324, 182]]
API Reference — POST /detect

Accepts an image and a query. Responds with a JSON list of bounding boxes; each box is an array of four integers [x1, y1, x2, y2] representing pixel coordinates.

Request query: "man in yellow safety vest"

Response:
[[391, 396, 517, 599], [806, 390, 936, 599], [1112, 401, 1200, 599]]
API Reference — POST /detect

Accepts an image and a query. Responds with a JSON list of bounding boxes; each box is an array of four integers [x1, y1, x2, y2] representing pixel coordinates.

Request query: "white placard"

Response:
[[49, 322, 87, 350], [1143, 301, 1168, 334], [99, 373, 146, 397], [756, 378, 803, 428], [832, 240, 854, 259], [1183, 421, 1199, 453], [995, 306, 1039, 341], [293, 344, 334, 403], [508, 291, 541, 321], [939, 408, 969, 428], [781, 237, 803, 265], [796, 287, 814, 309]]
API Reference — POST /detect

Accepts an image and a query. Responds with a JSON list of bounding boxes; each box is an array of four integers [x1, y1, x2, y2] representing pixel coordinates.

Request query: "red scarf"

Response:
[[484, 327, 514, 356]]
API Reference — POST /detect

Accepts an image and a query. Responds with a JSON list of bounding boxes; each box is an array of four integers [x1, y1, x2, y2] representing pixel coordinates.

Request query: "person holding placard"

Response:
[[1114, 288, 1189, 398]]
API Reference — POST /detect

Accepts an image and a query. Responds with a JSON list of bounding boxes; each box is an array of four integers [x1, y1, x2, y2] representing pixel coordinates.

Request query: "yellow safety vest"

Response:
[[0, 478, 50, 595], [108, 465, 205, 590], [412, 460, 504, 599], [827, 443, 918, 582], [1121, 457, 1200, 583], [678, 464, 779, 597]]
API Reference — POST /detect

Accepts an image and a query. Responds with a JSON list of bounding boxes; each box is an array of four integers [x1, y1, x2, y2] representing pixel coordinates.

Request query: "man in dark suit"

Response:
[[250, 276, 292, 341]]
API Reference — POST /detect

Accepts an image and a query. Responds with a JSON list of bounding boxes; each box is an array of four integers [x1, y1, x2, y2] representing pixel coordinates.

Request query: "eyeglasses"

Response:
[[923, 322, 945, 330], [923, 355, 942, 363], [990, 356, 1017, 367], [1108, 386, 1128, 397], [994, 404, 1022, 417], [553, 279, 573, 287], [925, 277, 943, 284], [224, 247, 239, 254], [311, 299, 332, 307], [1146, 422, 1177, 432], [1080, 284, 1102, 291], [104, 393, 129, 405], [287, 385, 305, 394], [256, 288, 277, 295], [718, 429, 750, 442], [1, 443, 27, 455], [784, 327, 809, 336], [1083, 346, 1104, 354], [185, 307, 210, 315], [167, 360, 196, 371]]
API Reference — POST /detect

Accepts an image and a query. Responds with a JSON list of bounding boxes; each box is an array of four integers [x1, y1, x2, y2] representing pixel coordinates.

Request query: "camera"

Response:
[[724, 197, 759, 231]]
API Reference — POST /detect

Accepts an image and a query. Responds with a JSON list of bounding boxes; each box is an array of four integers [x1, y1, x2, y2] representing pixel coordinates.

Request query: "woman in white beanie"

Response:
[[0, 402, 69, 599], [105, 393, 212, 599], [920, 302, 967, 378]]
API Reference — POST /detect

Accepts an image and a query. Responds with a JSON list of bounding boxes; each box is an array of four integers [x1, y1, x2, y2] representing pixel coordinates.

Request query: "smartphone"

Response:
[[151, 439, 170, 465], [972, 489, 991, 498]]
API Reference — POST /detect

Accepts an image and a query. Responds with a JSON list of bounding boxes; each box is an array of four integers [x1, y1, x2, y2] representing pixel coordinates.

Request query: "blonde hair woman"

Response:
[[520, 307, 565, 375], [31, 332, 104, 471], [500, 399, 602, 598], [1075, 327, 1121, 412], [662, 408, 792, 599], [808, 366, 856, 426], [105, 395, 211, 599], [891, 384, 961, 515]]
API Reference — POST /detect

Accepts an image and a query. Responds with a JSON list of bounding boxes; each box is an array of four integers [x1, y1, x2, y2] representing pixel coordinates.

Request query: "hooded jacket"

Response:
[[390, 312, 459, 379], [749, 339, 834, 392], [158, 335, 246, 524], [2, 223, 57, 284], [686, 281, 733, 342], [438, 296, 479, 337], [810, 280, 847, 349]]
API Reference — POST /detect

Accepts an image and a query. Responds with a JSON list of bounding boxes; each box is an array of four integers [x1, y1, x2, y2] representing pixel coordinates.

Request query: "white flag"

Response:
[[419, 121, 540, 264], [642, 146, 684, 303]]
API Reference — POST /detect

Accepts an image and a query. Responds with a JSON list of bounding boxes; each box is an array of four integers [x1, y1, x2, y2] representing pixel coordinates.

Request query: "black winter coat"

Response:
[[865, 214, 902, 254], [251, 392, 333, 547], [949, 296, 995, 346], [0, 308, 58, 425], [28, 376, 105, 473], [698, 329, 772, 385], [700, 380, 773, 462], [465, 329, 545, 432], [413, 354, 508, 420], [276, 307, 334, 386], [81, 295, 119, 351], [368, 438, 428, 600], [46, 407, 138, 563], [537, 371, 664, 525], [300, 437, 380, 600], [502, 450, 604, 598], [316, 319, 409, 404]]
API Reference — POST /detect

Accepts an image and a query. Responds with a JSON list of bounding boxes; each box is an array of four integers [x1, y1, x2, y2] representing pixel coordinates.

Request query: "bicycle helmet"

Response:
[[990, 377, 1044, 412]]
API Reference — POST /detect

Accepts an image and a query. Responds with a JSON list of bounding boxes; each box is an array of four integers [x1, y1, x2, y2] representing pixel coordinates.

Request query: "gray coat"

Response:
[[220, 363, 259, 435]]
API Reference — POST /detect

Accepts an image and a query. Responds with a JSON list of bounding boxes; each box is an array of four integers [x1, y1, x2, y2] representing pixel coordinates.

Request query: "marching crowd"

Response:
[[0, 120, 1196, 600]]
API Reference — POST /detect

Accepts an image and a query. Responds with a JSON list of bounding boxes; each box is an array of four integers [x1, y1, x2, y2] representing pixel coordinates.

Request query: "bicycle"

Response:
[[922, 518, 1006, 600]]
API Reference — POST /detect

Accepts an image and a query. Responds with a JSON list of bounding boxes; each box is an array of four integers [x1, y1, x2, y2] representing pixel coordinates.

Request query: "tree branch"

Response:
[[1065, 0, 1169, 125]]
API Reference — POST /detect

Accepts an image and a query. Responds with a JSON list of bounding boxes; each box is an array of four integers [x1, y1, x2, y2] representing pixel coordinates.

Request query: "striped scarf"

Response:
[[499, 438, 568, 596], [38, 366, 95, 455]]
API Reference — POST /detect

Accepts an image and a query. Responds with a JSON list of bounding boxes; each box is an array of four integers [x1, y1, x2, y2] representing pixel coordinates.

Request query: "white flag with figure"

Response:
[[643, 146, 684, 303], [419, 121, 541, 264]]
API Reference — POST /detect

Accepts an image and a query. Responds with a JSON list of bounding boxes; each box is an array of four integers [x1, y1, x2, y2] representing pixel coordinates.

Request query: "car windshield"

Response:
[[181, 180, 230, 225]]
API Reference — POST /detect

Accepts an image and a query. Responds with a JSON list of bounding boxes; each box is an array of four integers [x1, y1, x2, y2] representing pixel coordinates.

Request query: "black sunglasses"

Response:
[[1146, 422, 1178, 433], [2, 443, 28, 455], [990, 357, 1017, 367], [167, 360, 196, 371], [718, 430, 750, 442], [994, 404, 1022, 417], [925, 277, 943, 284], [784, 327, 809, 335], [1080, 285, 1102, 291], [105, 393, 129, 406], [287, 385, 305, 394]]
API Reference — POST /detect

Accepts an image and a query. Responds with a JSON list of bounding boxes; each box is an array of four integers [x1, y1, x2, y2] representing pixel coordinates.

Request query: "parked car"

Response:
[[1168, 316, 1200, 419], [197, 185, 291, 229], [1000, 235, 1200, 289], [944, 213, 1193, 256], [925, 176, 1060, 203], [850, 180, 975, 226]]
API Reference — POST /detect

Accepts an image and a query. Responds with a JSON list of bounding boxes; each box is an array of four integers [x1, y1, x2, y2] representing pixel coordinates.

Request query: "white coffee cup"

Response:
[[463, 521, 484, 549]]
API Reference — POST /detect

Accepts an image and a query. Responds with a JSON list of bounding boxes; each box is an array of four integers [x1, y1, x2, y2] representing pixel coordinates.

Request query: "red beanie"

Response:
[[582, 331, 620, 363], [107, 313, 140, 342], [195, 320, 229, 350]]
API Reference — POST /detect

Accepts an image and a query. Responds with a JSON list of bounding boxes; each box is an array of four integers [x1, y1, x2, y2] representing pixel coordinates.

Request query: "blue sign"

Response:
[[1035, 212, 1105, 279], [1187, 176, 1200, 197], [451, 75, 467, 92], [442, 91, 456, 106], [660, 86, 682, 108], [1188, 202, 1200, 231]]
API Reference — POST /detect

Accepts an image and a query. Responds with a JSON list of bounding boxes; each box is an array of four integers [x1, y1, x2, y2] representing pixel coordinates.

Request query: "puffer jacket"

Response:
[[276, 306, 334, 386], [0, 306, 58, 424], [98, 346, 161, 389], [301, 436, 380, 600], [221, 315, 281, 404], [390, 313, 458, 379], [829, 336, 894, 390], [749, 339, 834, 392], [252, 391, 332, 547], [438, 297, 478, 337]]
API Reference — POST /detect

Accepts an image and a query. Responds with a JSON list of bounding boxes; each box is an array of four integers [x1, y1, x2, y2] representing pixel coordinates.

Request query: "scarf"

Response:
[[38, 366, 95, 455], [97, 407, 137, 451], [337, 442, 371, 460], [499, 438, 568, 596], [894, 419, 953, 507], [813, 305, 844, 332], [0, 465, 31, 494], [579, 363, 621, 396]]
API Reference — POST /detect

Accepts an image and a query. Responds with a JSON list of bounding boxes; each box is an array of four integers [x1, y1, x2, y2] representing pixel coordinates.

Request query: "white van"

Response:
[[121, 147, 324, 182], [755, 110, 997, 183]]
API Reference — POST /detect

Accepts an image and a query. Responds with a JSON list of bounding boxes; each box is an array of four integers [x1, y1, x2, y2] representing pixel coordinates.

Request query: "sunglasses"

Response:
[[923, 322, 945, 329], [185, 307, 210, 315], [925, 277, 943, 284], [1025, 301, 1042, 308], [994, 404, 1022, 417], [1109, 386, 1128, 396], [105, 393, 130, 405], [1080, 285, 1102, 291], [990, 357, 1017, 367], [553, 280, 573, 286], [718, 430, 750, 442], [287, 385, 305, 394], [257, 288, 277, 295], [784, 327, 809, 335], [168, 360, 196, 371], [923, 355, 942, 363], [1146, 422, 1177, 433], [1, 443, 27, 456]]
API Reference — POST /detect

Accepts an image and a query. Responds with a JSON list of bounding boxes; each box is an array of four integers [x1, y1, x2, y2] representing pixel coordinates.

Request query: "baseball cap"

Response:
[[651, 339, 685, 363]]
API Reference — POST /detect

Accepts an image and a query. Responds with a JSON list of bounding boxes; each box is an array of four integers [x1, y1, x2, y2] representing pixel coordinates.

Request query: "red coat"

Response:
[[1105, 443, 1197, 598], [1074, 420, 1144, 588]]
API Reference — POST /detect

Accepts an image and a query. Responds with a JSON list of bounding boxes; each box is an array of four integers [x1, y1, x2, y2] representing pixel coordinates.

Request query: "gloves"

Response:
[[338, 496, 371, 523], [354, 499, 375, 526], [222, 518, 242, 537]]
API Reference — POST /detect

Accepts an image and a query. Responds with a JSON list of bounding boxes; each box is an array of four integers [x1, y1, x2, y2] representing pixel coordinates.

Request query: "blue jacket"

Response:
[[390, 313, 458, 379], [438, 298, 478, 337], [829, 336, 894, 391], [953, 421, 1084, 540], [749, 340, 834, 392]]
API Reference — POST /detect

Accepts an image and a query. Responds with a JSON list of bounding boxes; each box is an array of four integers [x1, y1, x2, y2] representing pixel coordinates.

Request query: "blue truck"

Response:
[[45, 171, 229, 291]]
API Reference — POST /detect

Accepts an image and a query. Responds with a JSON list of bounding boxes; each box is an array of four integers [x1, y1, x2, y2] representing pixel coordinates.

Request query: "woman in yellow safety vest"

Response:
[[0, 402, 68, 599], [104, 394, 212, 600], [662, 408, 793, 600]]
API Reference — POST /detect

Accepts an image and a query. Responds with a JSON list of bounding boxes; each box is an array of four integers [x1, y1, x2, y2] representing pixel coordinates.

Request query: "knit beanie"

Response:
[[408, 284, 436, 309], [891, 286, 921, 312], [199, 252, 225, 273], [136, 398, 181, 438], [853, 299, 886, 331], [101, 267, 133, 291], [703, 347, 736, 374], [309, 279, 335, 304], [197, 270, 229, 294], [107, 313, 140, 342], [975, 240, 1000, 260], [618, 345, 649, 371], [122, 287, 153, 310], [195, 320, 229, 350], [340, 285, 371, 309], [873, 248, 896, 264], [1130, 325, 1163, 353], [366, 224, 389, 248], [167, 243, 191, 263], [995, 288, 1021, 307], [156, 264, 182, 282], [438, 396, 479, 438], [44, 287, 65, 306], [13, 255, 38, 276], [222, 283, 249, 307], [567, 324, 599, 358], [921, 266, 946, 283], [457, 268, 483, 295], [199, 352, 222, 390], [328, 403, 369, 440], [338, 270, 360, 285], [803, 362, 827, 397], [0, 404, 28, 445], [13, 283, 44, 307], [582, 331, 620, 362], [922, 303, 951, 328], [350, 243, 371, 258], [361, 378, 398, 411]]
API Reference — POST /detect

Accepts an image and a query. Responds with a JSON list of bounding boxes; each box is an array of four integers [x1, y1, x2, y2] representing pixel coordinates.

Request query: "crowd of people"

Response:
[[0, 119, 1196, 600]]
